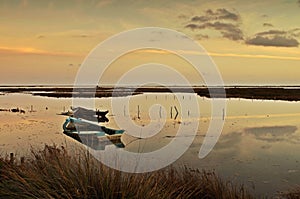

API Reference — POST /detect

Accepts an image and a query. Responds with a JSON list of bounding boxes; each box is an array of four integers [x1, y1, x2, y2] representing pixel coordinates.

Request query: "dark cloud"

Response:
[[184, 8, 299, 47], [256, 29, 286, 36], [185, 23, 199, 30], [36, 35, 45, 39], [190, 8, 240, 23], [185, 9, 243, 41], [71, 34, 90, 38], [263, 23, 273, 27], [246, 29, 299, 47], [205, 8, 240, 21], [261, 14, 268, 18], [298, 0, 300, 6], [193, 22, 243, 41], [195, 33, 209, 40], [244, 126, 297, 143], [246, 35, 299, 47], [215, 8, 240, 21], [191, 15, 210, 23]]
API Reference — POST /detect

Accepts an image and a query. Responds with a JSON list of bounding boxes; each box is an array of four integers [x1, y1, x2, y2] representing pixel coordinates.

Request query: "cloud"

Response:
[[36, 35, 45, 39], [195, 33, 209, 40], [178, 14, 188, 20], [256, 30, 286, 36], [0, 46, 82, 57], [36, 30, 109, 39], [208, 52, 300, 61], [263, 23, 273, 27], [298, 0, 300, 6], [290, 28, 300, 37], [185, 23, 199, 30], [246, 35, 299, 47], [196, 8, 240, 22], [185, 8, 243, 41], [246, 29, 299, 47], [186, 21, 243, 41]]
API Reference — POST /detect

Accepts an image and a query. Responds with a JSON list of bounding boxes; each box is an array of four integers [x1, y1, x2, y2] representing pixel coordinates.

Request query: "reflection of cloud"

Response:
[[185, 8, 243, 41], [214, 132, 242, 150], [246, 29, 299, 47], [244, 125, 297, 143], [211, 132, 242, 159]]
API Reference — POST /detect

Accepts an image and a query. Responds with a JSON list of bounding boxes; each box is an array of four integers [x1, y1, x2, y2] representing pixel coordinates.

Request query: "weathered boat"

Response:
[[62, 117, 125, 150]]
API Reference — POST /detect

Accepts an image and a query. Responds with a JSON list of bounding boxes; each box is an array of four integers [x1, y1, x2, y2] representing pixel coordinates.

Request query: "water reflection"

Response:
[[245, 125, 297, 143], [0, 93, 299, 196]]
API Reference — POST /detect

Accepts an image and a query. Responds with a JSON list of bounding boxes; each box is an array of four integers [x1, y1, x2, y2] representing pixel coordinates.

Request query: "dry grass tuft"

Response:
[[279, 186, 300, 199], [0, 145, 255, 199]]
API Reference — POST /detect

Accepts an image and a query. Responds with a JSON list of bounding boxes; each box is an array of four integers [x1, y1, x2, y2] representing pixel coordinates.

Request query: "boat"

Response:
[[62, 117, 125, 150]]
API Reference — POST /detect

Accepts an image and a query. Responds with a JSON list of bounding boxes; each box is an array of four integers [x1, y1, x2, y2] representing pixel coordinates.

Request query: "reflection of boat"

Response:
[[58, 107, 109, 123], [62, 117, 125, 150], [72, 107, 109, 117]]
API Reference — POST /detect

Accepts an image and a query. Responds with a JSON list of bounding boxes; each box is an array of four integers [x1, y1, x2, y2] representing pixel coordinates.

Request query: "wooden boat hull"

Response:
[[62, 117, 125, 150]]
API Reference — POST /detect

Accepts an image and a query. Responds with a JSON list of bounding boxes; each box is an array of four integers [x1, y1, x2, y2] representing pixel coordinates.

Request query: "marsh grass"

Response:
[[279, 186, 300, 199], [0, 145, 256, 198]]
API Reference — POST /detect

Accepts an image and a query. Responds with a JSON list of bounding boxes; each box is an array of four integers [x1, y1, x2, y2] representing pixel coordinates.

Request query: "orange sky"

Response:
[[1, 0, 300, 85]]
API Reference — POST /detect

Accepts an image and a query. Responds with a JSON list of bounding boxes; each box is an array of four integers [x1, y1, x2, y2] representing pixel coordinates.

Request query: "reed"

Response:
[[0, 145, 256, 199]]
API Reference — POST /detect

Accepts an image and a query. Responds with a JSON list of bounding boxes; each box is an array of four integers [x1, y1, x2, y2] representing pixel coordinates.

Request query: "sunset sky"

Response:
[[1, 0, 300, 85]]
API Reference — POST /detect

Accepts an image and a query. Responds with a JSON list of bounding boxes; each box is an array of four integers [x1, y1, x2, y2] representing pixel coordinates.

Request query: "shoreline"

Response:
[[1, 86, 300, 101]]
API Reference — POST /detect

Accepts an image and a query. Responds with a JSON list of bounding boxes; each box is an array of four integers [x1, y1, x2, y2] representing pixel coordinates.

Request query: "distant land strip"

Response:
[[1, 86, 300, 101]]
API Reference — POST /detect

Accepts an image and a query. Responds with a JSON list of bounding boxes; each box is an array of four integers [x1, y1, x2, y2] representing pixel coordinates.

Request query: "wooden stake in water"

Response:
[[124, 105, 126, 117], [222, 108, 225, 121], [137, 105, 140, 119], [159, 106, 162, 118], [170, 106, 173, 119], [174, 106, 179, 120]]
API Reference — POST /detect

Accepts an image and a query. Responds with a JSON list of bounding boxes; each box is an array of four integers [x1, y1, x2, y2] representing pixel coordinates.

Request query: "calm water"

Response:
[[0, 93, 299, 196]]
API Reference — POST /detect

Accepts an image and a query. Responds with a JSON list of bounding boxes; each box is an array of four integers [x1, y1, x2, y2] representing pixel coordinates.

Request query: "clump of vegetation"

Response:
[[0, 145, 255, 199], [279, 186, 300, 199]]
